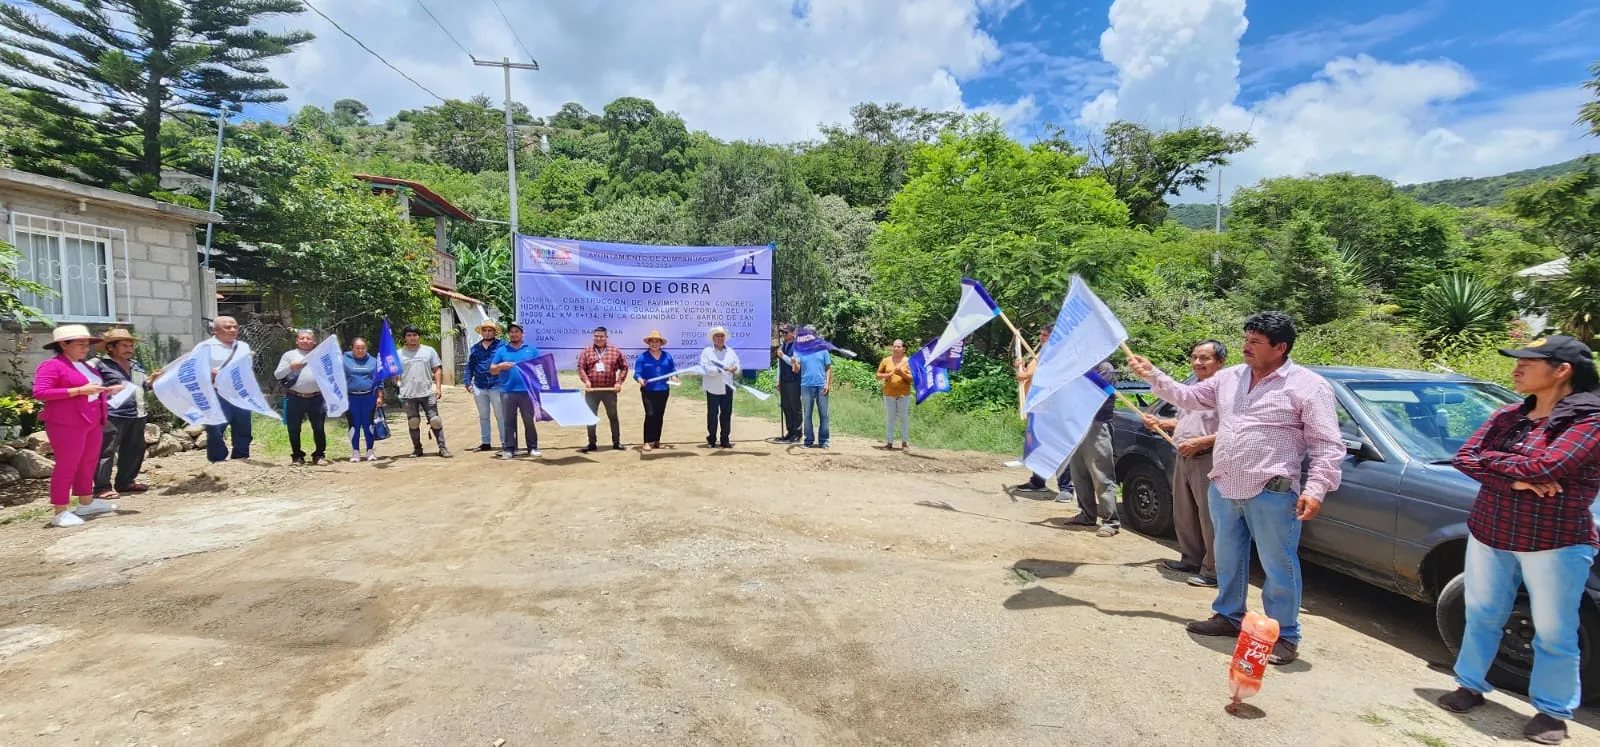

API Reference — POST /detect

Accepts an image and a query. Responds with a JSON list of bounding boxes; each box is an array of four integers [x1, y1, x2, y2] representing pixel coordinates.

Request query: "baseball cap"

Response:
[[1498, 335, 1594, 366], [778, 323, 795, 333]]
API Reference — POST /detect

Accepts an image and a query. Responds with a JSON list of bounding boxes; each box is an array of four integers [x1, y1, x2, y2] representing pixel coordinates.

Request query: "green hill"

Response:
[[1167, 202, 1229, 230], [1398, 155, 1596, 208]]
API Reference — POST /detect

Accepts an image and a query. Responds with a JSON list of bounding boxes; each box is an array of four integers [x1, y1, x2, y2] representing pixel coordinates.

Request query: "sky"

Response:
[[249, 0, 1599, 194]]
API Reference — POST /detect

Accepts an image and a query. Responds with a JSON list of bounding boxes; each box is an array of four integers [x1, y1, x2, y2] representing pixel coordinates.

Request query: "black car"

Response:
[[1110, 366, 1600, 700]]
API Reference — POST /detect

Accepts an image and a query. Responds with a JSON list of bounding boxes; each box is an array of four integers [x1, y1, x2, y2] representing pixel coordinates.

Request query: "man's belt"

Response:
[[286, 390, 322, 398]]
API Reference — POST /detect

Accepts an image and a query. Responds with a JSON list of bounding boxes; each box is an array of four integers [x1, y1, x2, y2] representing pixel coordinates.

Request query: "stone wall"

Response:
[[1, 186, 208, 389]]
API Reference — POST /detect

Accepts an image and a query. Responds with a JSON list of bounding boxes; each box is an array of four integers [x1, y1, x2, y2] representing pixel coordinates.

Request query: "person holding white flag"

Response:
[[191, 316, 253, 462], [700, 326, 741, 448], [275, 330, 330, 466]]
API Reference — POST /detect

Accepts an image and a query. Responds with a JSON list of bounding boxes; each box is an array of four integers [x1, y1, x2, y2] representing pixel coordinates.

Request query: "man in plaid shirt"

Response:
[[1437, 335, 1600, 746], [577, 326, 628, 452]]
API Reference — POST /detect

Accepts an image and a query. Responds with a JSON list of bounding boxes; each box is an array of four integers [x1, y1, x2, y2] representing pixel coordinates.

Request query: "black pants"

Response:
[[706, 390, 733, 445], [778, 379, 802, 438], [641, 389, 670, 444], [502, 391, 539, 452], [94, 415, 147, 492], [585, 391, 621, 446], [285, 393, 327, 461]]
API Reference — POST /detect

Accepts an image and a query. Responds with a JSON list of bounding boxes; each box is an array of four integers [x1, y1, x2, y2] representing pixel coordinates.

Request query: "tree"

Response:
[[454, 241, 512, 315], [0, 0, 312, 183], [598, 97, 698, 202], [0, 238, 56, 326], [870, 116, 1129, 347], [796, 102, 964, 214], [548, 102, 600, 131], [0, 87, 126, 186], [333, 98, 370, 127], [174, 124, 436, 335], [1229, 173, 1461, 298], [1085, 121, 1254, 228], [1246, 213, 1365, 327], [1581, 61, 1600, 138], [1506, 166, 1600, 342], [685, 141, 830, 325], [406, 97, 510, 174], [560, 195, 690, 246]]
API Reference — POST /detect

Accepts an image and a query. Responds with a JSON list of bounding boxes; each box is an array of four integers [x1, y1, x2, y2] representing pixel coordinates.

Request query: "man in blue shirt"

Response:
[[488, 322, 543, 458], [792, 342, 833, 448], [465, 320, 506, 452]]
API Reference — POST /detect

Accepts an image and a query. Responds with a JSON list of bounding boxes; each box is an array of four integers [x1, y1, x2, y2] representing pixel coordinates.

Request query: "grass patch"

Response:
[[1358, 712, 1390, 727], [725, 377, 1026, 454], [1403, 732, 1448, 747], [0, 506, 51, 525], [248, 411, 400, 461]]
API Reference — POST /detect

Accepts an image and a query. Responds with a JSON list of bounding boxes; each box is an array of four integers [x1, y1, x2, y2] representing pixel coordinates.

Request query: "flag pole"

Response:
[[1013, 333, 1027, 420], [1114, 341, 1178, 446], [996, 311, 1037, 358]]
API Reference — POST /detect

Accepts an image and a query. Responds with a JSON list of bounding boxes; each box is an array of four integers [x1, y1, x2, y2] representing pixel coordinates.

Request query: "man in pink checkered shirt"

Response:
[[1127, 311, 1344, 666]]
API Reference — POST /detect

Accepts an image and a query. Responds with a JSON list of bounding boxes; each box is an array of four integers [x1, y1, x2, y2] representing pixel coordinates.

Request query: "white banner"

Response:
[[305, 334, 349, 417], [216, 352, 279, 420], [151, 352, 226, 426], [538, 390, 600, 427]]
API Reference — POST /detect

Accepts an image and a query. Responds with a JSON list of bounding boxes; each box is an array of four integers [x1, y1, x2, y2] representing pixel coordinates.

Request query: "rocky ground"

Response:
[[0, 387, 1594, 745]]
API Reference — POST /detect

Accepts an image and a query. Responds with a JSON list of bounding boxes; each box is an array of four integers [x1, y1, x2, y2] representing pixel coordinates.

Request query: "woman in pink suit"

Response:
[[33, 325, 124, 528]]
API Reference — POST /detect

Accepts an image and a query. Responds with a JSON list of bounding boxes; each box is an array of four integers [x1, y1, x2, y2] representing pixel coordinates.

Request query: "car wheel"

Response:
[[1435, 572, 1600, 704], [1118, 460, 1173, 537]]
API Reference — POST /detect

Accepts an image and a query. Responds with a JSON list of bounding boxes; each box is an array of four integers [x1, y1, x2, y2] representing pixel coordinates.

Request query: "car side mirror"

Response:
[[1343, 438, 1363, 454]]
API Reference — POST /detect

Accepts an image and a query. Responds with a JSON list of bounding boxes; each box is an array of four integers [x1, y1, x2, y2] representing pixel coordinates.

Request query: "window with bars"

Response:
[[7, 212, 128, 323]]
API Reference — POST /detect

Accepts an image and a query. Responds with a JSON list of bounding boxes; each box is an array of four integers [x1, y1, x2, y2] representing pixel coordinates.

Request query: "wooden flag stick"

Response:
[[1013, 333, 1027, 420], [1114, 390, 1179, 447], [997, 311, 1038, 359]]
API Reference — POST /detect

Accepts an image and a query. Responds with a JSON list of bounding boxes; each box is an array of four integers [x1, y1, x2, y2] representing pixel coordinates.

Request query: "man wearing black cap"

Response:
[[1438, 335, 1599, 745], [395, 325, 453, 458], [775, 323, 803, 442]]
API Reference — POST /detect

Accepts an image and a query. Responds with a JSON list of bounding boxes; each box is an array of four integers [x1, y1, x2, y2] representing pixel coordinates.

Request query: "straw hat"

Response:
[[95, 327, 142, 352], [642, 330, 667, 344], [707, 326, 729, 340], [475, 319, 502, 334], [43, 324, 99, 351]]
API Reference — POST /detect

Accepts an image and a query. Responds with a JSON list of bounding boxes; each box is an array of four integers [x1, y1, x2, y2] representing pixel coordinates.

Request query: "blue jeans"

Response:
[[205, 399, 252, 462], [801, 386, 829, 446], [472, 387, 503, 447], [1454, 537, 1597, 720], [1209, 484, 1304, 643]]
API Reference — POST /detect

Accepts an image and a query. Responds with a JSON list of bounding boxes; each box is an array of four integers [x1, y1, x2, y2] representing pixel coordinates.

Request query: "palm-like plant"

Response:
[[1409, 273, 1509, 353], [1549, 255, 1600, 344], [453, 241, 513, 315]]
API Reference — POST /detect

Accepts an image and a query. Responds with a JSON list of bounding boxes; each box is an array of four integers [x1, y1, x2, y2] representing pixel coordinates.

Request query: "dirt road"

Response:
[[0, 387, 1594, 745]]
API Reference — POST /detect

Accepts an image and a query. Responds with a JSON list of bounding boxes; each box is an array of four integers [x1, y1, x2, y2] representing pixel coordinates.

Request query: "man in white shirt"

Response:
[[700, 326, 742, 448], [396, 324, 452, 458], [274, 329, 329, 466], [192, 316, 254, 462]]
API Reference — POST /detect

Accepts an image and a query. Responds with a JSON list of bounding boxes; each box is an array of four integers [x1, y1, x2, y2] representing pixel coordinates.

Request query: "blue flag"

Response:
[[514, 353, 564, 423], [373, 318, 402, 384], [1022, 370, 1119, 479], [931, 339, 963, 371], [925, 278, 1001, 364], [908, 340, 951, 404], [793, 325, 842, 356]]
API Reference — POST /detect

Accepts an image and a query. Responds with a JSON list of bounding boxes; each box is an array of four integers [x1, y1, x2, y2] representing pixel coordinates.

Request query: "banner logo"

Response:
[[521, 236, 581, 274]]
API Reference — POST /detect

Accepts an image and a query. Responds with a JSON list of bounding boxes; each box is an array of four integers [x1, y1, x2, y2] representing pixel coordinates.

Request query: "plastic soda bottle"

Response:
[[1228, 612, 1281, 709]]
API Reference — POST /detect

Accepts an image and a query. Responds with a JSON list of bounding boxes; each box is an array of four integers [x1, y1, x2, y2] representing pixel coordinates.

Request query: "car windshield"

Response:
[[1344, 380, 1520, 463]]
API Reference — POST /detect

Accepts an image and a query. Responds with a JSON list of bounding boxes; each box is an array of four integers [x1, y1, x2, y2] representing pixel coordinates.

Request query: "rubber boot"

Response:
[[433, 428, 453, 458], [409, 428, 424, 457]]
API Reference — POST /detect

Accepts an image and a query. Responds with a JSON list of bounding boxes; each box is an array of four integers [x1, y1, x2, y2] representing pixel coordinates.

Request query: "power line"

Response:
[[412, 0, 471, 58], [484, 0, 536, 63], [300, 0, 446, 103]]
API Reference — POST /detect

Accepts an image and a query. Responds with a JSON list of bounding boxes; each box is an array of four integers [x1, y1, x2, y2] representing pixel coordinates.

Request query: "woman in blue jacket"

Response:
[[633, 330, 678, 450], [344, 337, 383, 462]]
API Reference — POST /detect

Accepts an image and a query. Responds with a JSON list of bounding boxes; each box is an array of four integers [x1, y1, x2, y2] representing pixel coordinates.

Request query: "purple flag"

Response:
[[931, 339, 964, 371], [793, 325, 842, 355], [515, 353, 564, 422], [909, 339, 951, 404]]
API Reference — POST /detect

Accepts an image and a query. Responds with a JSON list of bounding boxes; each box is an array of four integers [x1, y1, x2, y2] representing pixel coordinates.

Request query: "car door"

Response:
[[1298, 395, 1407, 591]]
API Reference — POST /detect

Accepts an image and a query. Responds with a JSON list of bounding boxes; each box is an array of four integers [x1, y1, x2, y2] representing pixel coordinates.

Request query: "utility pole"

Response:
[[1214, 167, 1223, 233], [203, 105, 229, 269], [471, 55, 539, 248]]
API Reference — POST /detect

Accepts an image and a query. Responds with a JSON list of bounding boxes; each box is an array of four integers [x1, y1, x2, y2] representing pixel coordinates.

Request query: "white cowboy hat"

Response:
[[44, 324, 99, 351], [707, 326, 729, 340]]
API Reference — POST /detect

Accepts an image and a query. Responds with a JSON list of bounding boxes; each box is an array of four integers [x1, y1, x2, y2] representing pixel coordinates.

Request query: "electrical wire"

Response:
[[411, 0, 472, 58], [300, 0, 446, 103], [484, 0, 536, 63]]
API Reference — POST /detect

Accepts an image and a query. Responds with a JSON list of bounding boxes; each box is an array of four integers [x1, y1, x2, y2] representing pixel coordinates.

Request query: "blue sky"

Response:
[[243, 0, 1596, 190]]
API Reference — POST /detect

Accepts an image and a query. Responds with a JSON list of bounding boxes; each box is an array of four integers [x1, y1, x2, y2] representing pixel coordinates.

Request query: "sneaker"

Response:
[[50, 511, 84, 528], [311, 457, 331, 466], [1436, 687, 1486, 714], [1163, 559, 1201, 573], [497, 451, 516, 460], [1267, 640, 1298, 665], [474, 444, 495, 452], [820, 443, 830, 449], [1524, 713, 1568, 745], [349, 455, 362, 463], [1096, 523, 1120, 538], [1054, 491, 1074, 503], [900, 442, 909, 450], [365, 450, 377, 462], [438, 447, 454, 459], [74, 498, 119, 517], [803, 442, 816, 449], [291, 457, 306, 466], [1187, 575, 1219, 588], [527, 449, 542, 458], [1186, 614, 1241, 637]]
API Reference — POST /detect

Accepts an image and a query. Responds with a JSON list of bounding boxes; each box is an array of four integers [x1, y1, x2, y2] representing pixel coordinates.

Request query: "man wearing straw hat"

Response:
[[700, 326, 741, 448], [91, 328, 157, 498], [464, 319, 507, 453]]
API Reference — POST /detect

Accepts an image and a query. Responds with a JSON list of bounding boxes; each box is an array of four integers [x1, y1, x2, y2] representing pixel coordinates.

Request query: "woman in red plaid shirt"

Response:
[[1438, 335, 1600, 745]]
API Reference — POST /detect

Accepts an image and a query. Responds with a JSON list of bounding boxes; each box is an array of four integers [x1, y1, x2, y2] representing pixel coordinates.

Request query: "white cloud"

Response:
[[266, 0, 1031, 143], [1079, 0, 1594, 195]]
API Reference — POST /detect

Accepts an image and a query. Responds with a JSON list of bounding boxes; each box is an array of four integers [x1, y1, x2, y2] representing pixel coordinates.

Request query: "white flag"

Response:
[[151, 352, 226, 426], [538, 390, 600, 426], [1023, 276, 1128, 415], [925, 278, 1002, 364], [738, 384, 772, 401], [305, 334, 349, 417], [216, 352, 279, 420]]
